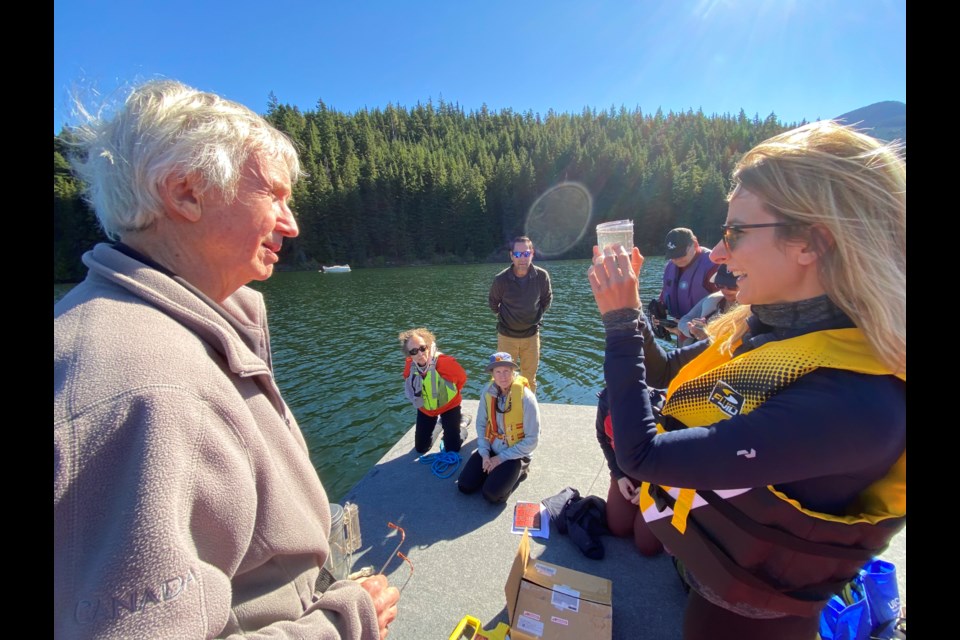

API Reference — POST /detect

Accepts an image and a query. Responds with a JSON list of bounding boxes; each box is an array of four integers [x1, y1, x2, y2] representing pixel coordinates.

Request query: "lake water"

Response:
[[54, 256, 670, 501]]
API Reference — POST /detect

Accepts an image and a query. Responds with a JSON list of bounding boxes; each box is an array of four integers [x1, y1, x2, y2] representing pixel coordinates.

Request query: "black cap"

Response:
[[664, 228, 696, 259], [711, 264, 739, 289]]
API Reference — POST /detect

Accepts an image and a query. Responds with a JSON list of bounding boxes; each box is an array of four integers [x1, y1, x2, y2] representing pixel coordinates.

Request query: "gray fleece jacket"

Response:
[[54, 244, 379, 639]]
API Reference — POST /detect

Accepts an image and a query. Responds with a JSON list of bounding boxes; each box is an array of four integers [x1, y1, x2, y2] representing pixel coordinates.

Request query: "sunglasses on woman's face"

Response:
[[512, 251, 532, 258], [407, 345, 428, 356], [720, 223, 803, 251]]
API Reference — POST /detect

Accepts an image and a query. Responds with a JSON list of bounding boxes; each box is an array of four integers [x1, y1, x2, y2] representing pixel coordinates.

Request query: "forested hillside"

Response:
[[54, 134, 105, 282], [55, 100, 807, 282]]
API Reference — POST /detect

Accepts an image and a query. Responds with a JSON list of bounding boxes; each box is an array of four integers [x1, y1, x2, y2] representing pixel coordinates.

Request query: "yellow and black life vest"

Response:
[[638, 328, 905, 617], [484, 376, 529, 446]]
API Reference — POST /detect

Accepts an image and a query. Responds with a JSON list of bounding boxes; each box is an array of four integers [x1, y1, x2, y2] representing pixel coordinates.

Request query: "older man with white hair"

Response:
[[54, 80, 398, 639]]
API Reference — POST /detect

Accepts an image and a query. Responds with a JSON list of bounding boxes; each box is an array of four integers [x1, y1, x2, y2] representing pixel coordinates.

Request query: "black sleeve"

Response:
[[540, 270, 553, 313], [488, 276, 502, 314], [594, 389, 624, 479], [638, 310, 708, 388]]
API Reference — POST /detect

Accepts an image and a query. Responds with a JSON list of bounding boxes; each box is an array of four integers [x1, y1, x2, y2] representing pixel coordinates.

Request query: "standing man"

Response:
[[488, 236, 552, 393], [55, 80, 398, 639], [657, 227, 719, 345]]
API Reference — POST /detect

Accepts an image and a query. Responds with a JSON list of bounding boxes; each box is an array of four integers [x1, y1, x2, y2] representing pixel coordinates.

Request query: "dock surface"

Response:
[[341, 400, 906, 640]]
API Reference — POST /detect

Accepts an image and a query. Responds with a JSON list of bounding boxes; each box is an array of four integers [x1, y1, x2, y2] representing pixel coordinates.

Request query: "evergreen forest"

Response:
[[54, 98, 800, 282]]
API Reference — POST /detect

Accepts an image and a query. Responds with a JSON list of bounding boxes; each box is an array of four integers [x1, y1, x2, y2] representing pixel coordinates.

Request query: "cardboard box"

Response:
[[505, 529, 613, 640]]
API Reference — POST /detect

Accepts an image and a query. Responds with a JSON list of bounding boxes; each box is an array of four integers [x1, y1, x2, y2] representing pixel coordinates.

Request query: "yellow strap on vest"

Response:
[[639, 481, 655, 513], [637, 483, 694, 533], [671, 488, 697, 534], [637, 483, 694, 534]]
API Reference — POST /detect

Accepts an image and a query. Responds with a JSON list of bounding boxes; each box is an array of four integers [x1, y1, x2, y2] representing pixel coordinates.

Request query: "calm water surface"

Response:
[[54, 257, 670, 501]]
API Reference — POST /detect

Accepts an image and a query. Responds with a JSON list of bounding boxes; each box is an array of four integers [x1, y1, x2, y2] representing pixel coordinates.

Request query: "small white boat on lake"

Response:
[[320, 265, 351, 273]]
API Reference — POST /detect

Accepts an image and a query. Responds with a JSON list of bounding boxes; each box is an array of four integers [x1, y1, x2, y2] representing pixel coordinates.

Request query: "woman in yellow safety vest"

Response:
[[399, 327, 468, 454], [458, 352, 540, 503]]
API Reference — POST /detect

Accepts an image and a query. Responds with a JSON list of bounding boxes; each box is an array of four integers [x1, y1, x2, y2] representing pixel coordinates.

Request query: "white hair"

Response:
[[67, 79, 301, 239]]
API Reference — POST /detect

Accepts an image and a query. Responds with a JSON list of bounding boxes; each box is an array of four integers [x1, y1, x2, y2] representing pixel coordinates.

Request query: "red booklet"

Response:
[[512, 501, 542, 532]]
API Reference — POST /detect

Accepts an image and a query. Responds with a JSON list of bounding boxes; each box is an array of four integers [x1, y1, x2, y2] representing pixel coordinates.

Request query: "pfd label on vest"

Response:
[[551, 585, 580, 612], [516, 614, 544, 637], [709, 379, 744, 417]]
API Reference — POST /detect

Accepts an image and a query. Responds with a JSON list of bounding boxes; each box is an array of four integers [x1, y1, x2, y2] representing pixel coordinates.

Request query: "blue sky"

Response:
[[54, 0, 905, 133]]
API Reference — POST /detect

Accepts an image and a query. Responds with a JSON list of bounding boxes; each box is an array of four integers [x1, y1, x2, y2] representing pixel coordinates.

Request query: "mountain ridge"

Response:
[[835, 100, 905, 142]]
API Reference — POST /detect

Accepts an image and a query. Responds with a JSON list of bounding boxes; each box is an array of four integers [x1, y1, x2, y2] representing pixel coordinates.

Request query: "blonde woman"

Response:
[[588, 121, 905, 640]]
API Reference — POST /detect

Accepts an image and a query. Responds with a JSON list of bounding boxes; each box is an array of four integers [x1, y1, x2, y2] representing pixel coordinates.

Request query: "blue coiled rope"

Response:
[[419, 449, 461, 479]]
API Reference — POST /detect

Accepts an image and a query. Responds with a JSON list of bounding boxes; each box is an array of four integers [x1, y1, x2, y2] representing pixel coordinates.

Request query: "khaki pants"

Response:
[[497, 333, 540, 393]]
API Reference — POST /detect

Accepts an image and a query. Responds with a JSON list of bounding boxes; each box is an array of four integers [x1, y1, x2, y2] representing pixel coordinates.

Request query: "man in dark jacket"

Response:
[[488, 236, 552, 393]]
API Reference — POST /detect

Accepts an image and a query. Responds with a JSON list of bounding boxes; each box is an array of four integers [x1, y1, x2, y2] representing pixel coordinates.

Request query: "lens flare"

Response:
[[524, 182, 593, 258]]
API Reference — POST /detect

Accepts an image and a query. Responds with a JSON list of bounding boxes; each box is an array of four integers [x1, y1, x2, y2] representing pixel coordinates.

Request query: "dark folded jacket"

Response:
[[542, 487, 610, 559]]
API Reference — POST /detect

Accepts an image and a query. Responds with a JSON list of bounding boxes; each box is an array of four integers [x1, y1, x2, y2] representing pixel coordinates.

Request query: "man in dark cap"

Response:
[[656, 228, 719, 344]]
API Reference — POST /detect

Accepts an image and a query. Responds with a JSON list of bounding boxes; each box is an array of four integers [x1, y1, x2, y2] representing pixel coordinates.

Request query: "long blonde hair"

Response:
[[708, 121, 905, 374]]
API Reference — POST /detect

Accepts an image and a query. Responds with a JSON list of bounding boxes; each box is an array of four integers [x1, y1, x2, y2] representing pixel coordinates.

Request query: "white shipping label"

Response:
[[551, 584, 580, 612], [534, 563, 556, 577], [516, 614, 545, 637]]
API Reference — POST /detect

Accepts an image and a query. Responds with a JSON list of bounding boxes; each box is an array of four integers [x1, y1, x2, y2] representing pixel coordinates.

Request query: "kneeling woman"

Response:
[[595, 387, 663, 557], [458, 352, 540, 503], [399, 327, 468, 454]]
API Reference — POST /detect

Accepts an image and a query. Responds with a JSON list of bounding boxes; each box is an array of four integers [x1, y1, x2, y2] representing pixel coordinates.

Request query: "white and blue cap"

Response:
[[485, 351, 520, 373]]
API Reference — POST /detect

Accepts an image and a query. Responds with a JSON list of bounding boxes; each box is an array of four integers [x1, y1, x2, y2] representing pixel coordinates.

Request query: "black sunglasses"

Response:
[[407, 345, 428, 356], [721, 223, 803, 251], [511, 250, 532, 258]]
